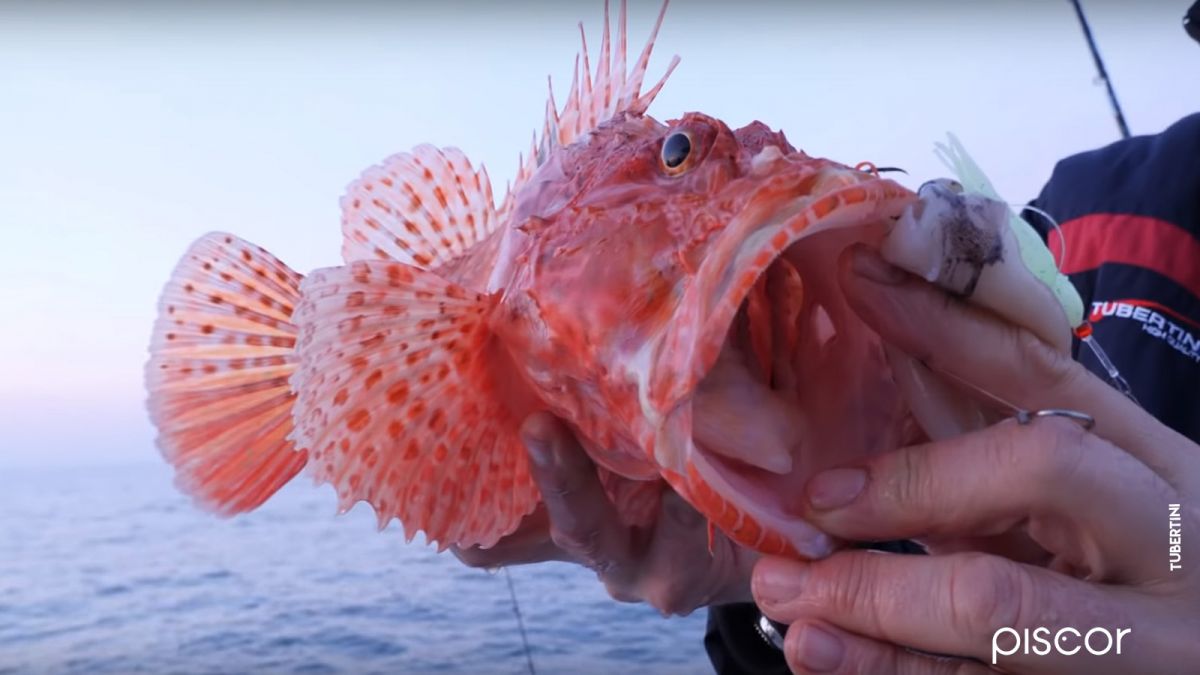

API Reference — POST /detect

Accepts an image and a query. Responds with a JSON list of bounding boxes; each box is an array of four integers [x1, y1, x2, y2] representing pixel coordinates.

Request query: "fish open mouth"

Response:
[[674, 177, 922, 556]]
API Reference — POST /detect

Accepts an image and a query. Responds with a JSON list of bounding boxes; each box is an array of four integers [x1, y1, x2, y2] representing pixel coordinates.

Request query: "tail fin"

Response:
[[146, 232, 308, 515]]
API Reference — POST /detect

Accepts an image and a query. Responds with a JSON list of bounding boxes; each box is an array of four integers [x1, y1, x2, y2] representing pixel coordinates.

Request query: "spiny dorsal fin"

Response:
[[340, 145, 500, 272], [502, 0, 679, 217]]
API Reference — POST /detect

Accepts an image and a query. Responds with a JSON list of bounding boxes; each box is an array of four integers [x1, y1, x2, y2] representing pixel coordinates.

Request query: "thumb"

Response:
[[519, 413, 634, 573]]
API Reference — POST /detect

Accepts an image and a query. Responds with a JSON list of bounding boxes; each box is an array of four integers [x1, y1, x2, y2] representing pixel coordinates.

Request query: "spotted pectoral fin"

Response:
[[146, 232, 308, 515], [340, 145, 501, 277], [290, 260, 539, 550]]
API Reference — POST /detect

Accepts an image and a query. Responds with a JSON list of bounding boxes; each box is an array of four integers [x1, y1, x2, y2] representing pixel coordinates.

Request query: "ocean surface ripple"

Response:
[[1, 464, 710, 674]]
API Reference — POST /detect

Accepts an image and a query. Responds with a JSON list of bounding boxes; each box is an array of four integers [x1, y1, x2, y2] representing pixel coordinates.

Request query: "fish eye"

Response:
[[660, 131, 693, 174]]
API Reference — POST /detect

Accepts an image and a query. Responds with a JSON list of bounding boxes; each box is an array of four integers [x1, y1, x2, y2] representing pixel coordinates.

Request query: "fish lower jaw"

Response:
[[683, 219, 916, 556], [686, 446, 834, 559]]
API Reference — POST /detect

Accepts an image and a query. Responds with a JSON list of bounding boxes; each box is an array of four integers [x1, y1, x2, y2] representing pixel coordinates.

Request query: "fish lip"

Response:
[[688, 441, 835, 559]]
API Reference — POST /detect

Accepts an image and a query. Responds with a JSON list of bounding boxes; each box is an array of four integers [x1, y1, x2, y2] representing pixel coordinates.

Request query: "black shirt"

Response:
[[705, 113, 1200, 674]]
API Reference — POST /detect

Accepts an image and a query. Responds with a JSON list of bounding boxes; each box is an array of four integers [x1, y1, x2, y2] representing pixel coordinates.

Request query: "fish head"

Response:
[[503, 111, 802, 341], [497, 107, 920, 558]]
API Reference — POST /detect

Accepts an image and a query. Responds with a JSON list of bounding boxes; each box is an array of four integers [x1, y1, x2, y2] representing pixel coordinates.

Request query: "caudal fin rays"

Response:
[[146, 232, 308, 515]]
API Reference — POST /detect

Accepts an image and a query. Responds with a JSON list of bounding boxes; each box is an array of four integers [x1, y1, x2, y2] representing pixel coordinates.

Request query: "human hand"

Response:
[[752, 246, 1199, 673], [453, 412, 757, 615]]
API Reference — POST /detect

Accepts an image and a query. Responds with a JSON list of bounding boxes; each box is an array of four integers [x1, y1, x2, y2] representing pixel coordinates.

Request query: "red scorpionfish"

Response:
[[146, 0, 1079, 559]]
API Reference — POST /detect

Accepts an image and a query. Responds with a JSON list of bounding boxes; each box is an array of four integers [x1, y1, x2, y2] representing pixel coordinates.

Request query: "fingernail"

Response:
[[786, 520, 836, 560], [807, 468, 867, 510], [851, 247, 906, 284], [795, 624, 844, 672], [797, 530, 836, 561], [524, 434, 553, 467], [753, 558, 808, 606]]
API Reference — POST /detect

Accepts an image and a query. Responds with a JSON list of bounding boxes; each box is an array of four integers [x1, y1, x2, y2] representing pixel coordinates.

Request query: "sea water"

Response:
[[0, 463, 709, 674]]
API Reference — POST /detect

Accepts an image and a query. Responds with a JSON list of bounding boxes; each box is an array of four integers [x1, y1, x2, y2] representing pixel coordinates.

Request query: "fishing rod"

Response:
[[1069, 0, 1131, 139]]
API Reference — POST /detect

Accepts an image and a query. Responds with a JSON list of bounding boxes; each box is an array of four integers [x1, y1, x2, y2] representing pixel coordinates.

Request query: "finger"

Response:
[[521, 413, 635, 575], [840, 244, 1187, 477], [450, 506, 573, 567], [633, 490, 758, 613], [803, 418, 1175, 581], [754, 552, 1150, 674], [781, 620, 989, 674], [920, 529, 1053, 567]]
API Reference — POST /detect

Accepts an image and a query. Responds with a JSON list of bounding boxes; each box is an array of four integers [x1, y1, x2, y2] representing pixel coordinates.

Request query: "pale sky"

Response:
[[1, 0, 1198, 467]]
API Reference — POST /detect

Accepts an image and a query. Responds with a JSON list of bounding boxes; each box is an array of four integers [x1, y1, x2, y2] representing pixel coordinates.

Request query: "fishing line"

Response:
[[1008, 202, 1140, 404], [502, 566, 537, 675], [1073, 321, 1142, 405], [1013, 203, 1068, 270], [1069, 0, 1131, 139]]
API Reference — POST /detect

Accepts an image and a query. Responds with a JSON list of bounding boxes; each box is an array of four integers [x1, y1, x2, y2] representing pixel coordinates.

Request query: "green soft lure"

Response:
[[934, 133, 1085, 327]]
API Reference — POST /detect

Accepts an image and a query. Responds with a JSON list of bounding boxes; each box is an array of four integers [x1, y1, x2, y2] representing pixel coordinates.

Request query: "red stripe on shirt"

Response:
[[1048, 213, 1200, 300]]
